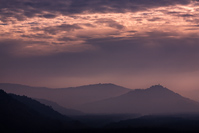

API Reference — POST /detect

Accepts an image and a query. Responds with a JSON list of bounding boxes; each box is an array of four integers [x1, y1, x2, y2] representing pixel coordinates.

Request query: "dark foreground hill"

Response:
[[10, 94, 72, 121], [106, 114, 199, 133], [0, 90, 83, 133], [77, 85, 199, 114]]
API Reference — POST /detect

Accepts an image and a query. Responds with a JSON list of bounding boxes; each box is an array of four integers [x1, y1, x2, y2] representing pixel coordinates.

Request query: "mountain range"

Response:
[[0, 83, 130, 109], [1, 83, 199, 132], [77, 85, 199, 114], [1, 83, 199, 115]]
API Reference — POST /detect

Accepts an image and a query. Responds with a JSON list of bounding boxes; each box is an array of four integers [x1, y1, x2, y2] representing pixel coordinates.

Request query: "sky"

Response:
[[0, 0, 199, 91]]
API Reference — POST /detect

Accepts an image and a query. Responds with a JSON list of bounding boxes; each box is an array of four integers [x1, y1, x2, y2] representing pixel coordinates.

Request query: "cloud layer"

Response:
[[0, 0, 192, 21]]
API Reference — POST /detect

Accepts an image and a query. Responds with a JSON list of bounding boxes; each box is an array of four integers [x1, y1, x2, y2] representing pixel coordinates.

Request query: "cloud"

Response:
[[57, 37, 76, 42], [21, 34, 53, 39], [147, 17, 162, 22], [33, 24, 83, 35], [0, 0, 193, 22], [1, 1, 199, 56], [39, 13, 57, 18], [95, 18, 125, 30]]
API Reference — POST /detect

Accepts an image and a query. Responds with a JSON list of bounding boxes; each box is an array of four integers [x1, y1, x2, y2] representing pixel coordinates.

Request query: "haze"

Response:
[[1, 0, 199, 93]]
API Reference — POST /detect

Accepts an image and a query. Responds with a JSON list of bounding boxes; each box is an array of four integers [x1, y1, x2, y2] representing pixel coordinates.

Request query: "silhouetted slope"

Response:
[[77, 85, 199, 114], [71, 114, 140, 127], [181, 89, 199, 102], [0, 83, 131, 108], [0, 90, 67, 133], [107, 114, 199, 132], [37, 98, 84, 116], [10, 94, 71, 121]]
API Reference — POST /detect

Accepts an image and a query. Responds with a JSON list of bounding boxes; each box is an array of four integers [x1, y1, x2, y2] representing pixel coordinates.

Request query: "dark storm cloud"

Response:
[[0, 0, 193, 21]]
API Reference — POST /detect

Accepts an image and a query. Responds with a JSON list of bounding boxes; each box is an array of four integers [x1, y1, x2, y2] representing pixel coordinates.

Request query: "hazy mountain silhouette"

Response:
[[77, 85, 199, 114], [0, 83, 131, 108], [37, 98, 84, 116], [181, 89, 199, 102], [0, 89, 81, 133]]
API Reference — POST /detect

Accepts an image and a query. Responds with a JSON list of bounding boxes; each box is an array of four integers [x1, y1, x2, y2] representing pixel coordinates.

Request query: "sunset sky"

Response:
[[1, 0, 199, 91]]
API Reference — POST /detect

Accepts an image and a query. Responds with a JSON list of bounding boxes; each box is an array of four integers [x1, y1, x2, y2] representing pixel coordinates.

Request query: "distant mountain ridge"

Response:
[[180, 89, 199, 102], [2, 83, 199, 115], [0, 83, 131, 109], [77, 85, 199, 114]]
